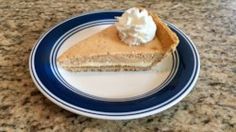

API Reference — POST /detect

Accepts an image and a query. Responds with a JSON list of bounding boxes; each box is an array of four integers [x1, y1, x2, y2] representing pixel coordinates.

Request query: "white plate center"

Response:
[[56, 24, 174, 101]]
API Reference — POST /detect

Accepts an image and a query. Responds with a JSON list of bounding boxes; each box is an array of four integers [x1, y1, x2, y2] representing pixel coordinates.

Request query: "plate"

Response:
[[29, 10, 200, 120]]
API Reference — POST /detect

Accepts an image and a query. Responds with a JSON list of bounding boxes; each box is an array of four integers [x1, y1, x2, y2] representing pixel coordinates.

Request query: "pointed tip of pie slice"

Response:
[[58, 11, 179, 72]]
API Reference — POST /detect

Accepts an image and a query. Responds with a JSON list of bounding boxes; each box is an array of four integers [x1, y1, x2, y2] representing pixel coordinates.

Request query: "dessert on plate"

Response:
[[58, 7, 179, 72]]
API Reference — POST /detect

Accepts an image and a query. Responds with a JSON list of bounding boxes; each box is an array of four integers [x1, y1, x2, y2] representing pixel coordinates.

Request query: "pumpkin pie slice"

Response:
[[57, 13, 179, 72]]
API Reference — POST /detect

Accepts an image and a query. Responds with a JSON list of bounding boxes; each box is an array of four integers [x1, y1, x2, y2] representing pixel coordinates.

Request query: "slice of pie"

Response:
[[57, 12, 179, 72]]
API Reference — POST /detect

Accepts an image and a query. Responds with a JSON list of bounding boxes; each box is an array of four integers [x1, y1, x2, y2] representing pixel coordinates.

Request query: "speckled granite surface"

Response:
[[0, 0, 235, 131]]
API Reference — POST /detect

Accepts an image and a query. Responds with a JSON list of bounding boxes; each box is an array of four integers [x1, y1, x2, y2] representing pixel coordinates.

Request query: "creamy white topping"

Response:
[[115, 7, 157, 46]]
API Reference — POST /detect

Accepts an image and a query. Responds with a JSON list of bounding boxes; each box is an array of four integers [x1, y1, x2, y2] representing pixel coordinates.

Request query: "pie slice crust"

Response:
[[57, 12, 179, 72]]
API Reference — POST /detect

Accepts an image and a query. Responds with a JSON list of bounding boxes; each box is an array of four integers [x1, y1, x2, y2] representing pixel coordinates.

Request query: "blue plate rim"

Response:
[[29, 10, 200, 120]]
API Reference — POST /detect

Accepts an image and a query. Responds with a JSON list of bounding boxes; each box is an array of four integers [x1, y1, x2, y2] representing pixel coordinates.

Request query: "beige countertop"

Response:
[[0, 0, 235, 131]]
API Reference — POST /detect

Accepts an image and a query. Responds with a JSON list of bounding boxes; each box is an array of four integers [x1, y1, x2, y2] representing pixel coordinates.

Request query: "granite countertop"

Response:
[[0, 0, 235, 131]]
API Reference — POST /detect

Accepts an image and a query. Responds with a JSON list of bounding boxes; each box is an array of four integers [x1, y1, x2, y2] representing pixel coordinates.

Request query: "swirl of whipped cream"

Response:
[[115, 7, 157, 46]]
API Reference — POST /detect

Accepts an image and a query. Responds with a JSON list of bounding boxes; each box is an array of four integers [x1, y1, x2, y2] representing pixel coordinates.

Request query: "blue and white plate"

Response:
[[29, 10, 200, 120]]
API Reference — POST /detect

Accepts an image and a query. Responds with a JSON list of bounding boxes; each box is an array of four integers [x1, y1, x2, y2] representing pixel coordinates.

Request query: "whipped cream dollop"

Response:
[[115, 7, 157, 46]]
